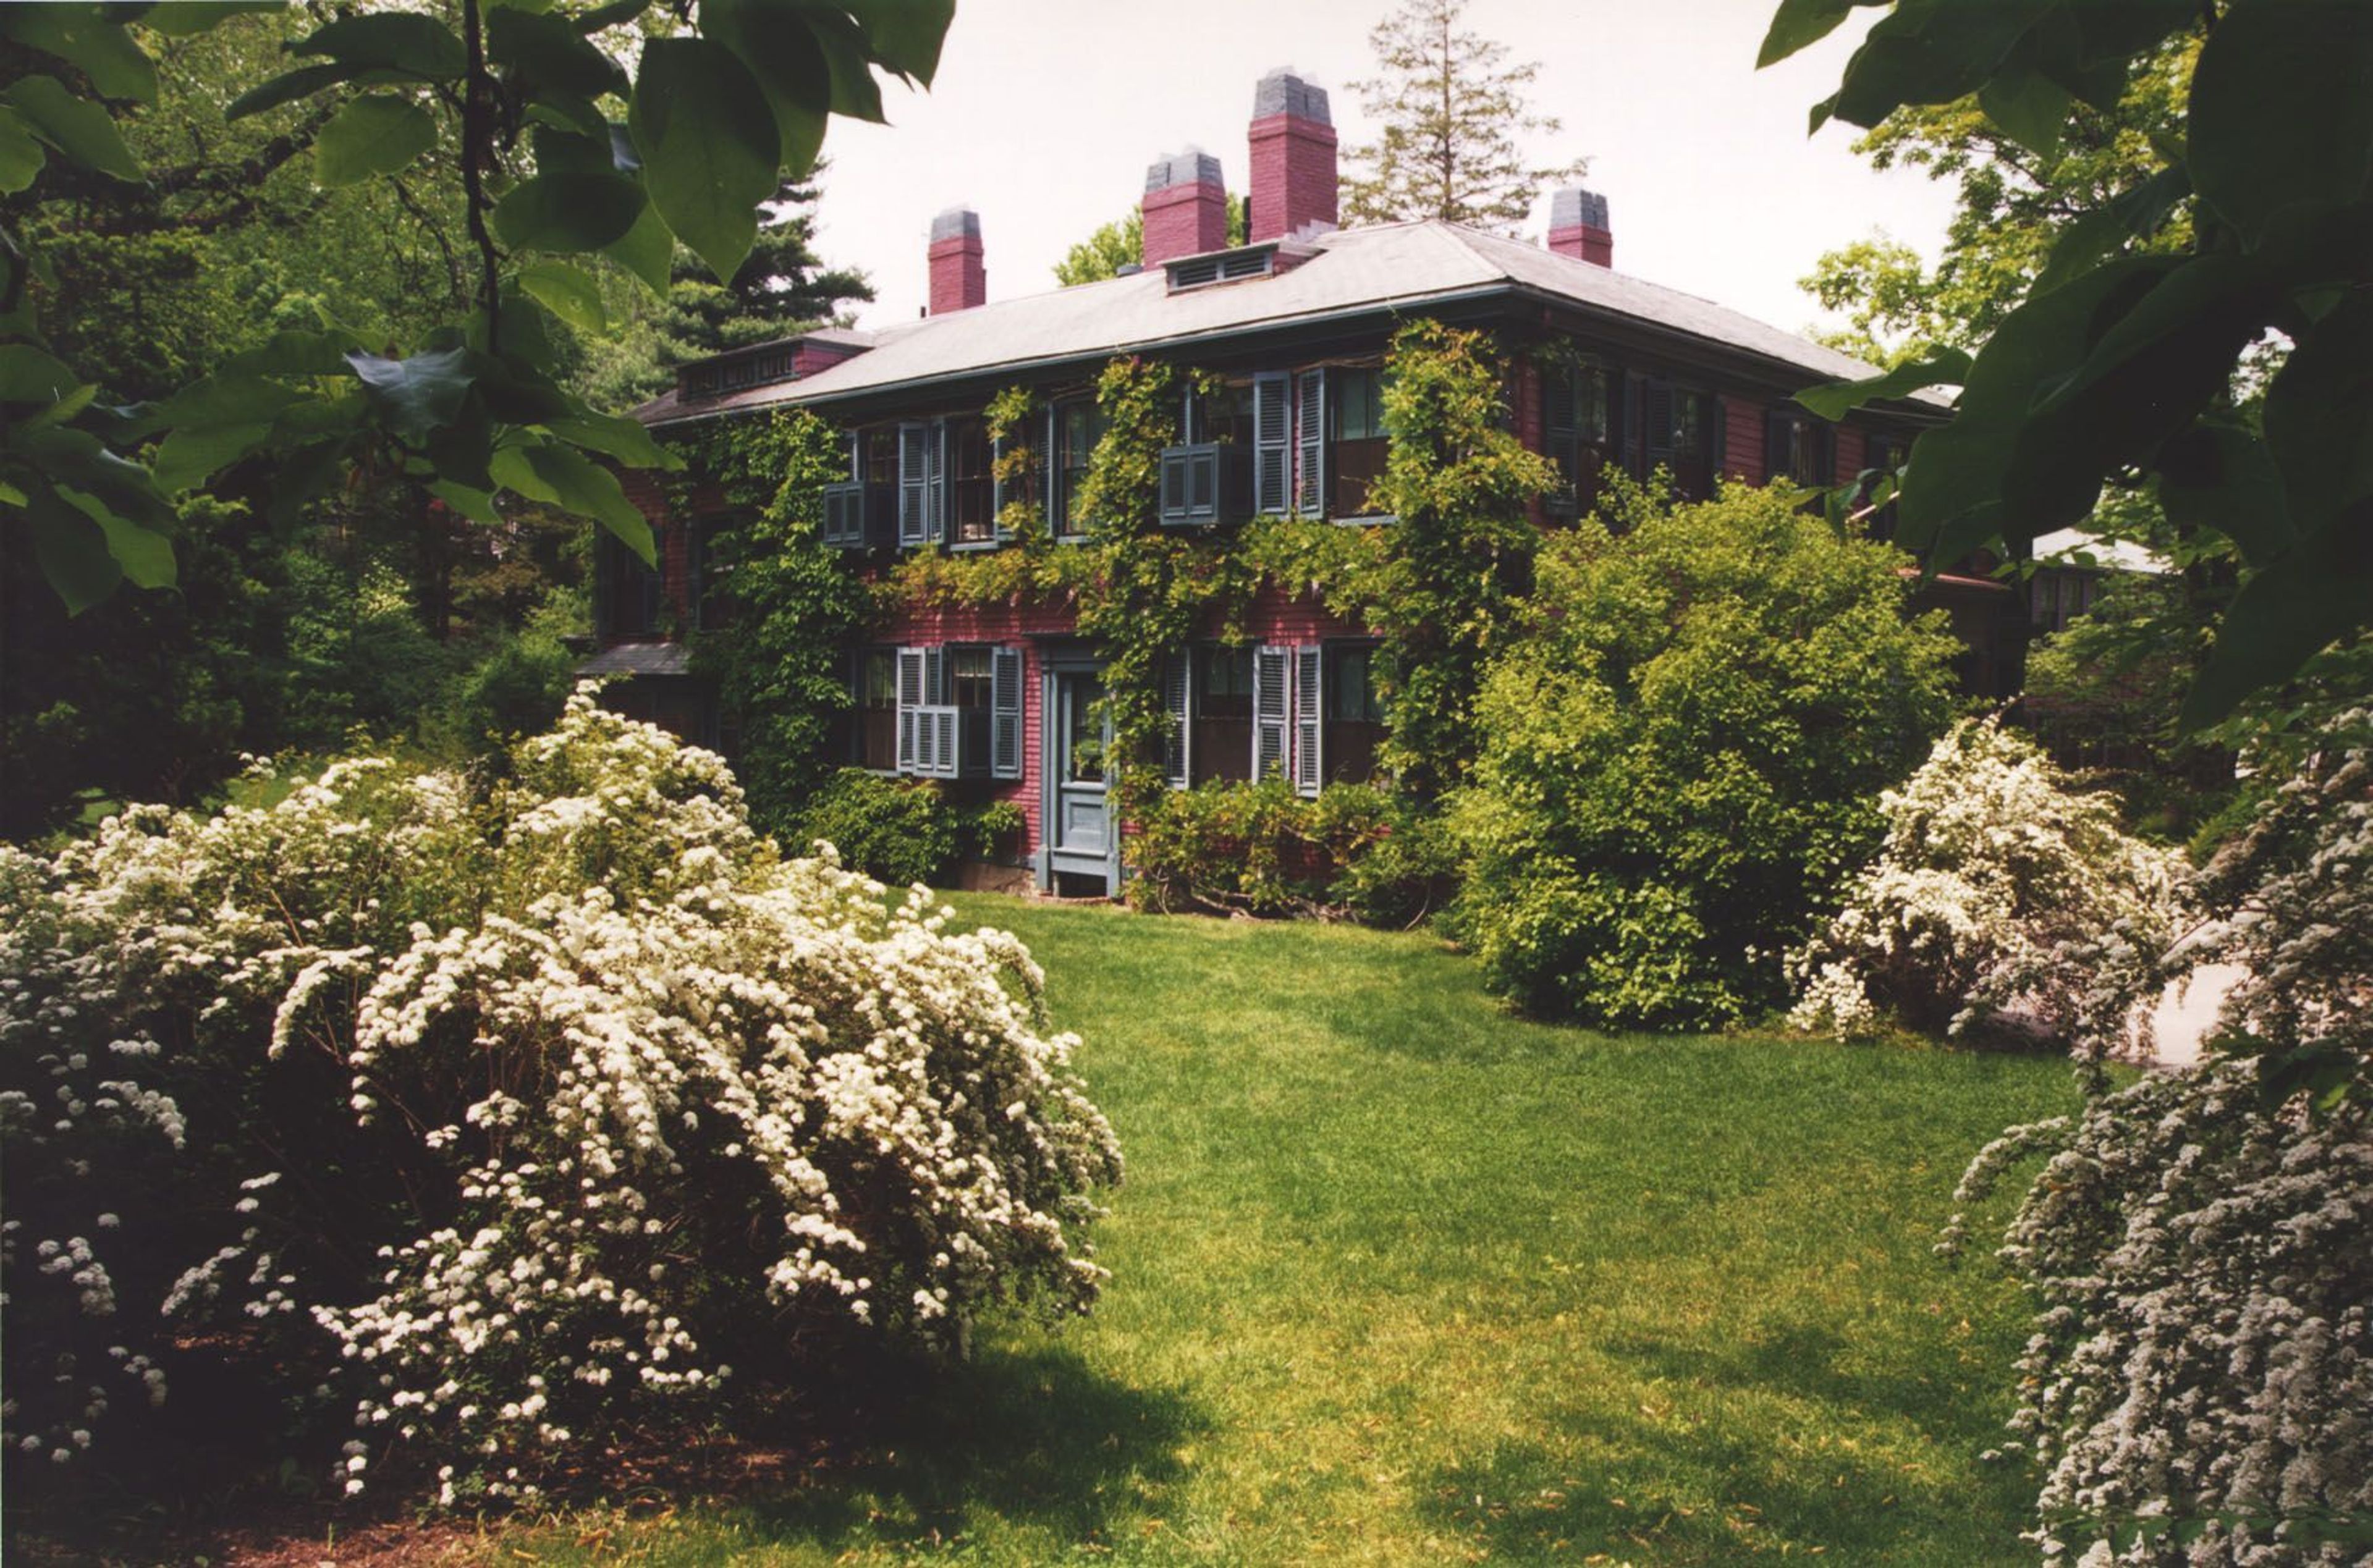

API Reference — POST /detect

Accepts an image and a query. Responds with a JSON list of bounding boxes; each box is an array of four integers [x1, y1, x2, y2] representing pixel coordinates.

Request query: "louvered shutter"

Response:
[[1252, 644, 1288, 779], [1294, 370, 1326, 516], [990, 646, 1023, 780], [1544, 365, 1579, 501], [895, 646, 924, 772], [1161, 652, 1191, 790], [1709, 395, 1728, 475], [1293, 645, 1322, 797], [897, 423, 929, 546], [924, 419, 946, 544], [1253, 373, 1289, 513], [1644, 380, 1675, 473]]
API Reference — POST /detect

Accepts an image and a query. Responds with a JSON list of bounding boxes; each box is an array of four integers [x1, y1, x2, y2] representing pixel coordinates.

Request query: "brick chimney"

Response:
[[1141, 151, 1229, 268], [927, 206, 986, 314], [1548, 187, 1612, 268], [1248, 69, 1337, 242]]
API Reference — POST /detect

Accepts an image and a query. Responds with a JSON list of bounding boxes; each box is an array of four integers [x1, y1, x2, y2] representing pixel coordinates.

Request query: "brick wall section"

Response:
[[1834, 424, 1866, 486], [1724, 398, 1766, 484], [1248, 114, 1339, 240], [791, 340, 866, 377], [1141, 175, 1229, 266]]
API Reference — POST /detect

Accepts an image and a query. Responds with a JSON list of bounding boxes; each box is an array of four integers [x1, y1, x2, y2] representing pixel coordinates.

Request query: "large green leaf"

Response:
[[546, 410, 677, 470], [2189, 0, 2373, 246], [601, 199, 675, 296], [1793, 345, 1970, 421], [19, 426, 176, 531], [2155, 421, 2293, 571], [0, 7, 156, 103], [2031, 163, 2193, 294], [700, 0, 832, 180], [225, 62, 353, 120], [153, 372, 303, 428], [59, 486, 177, 589], [0, 344, 79, 403], [1976, 65, 2069, 161], [0, 106, 44, 193], [344, 346, 478, 444], [491, 439, 654, 562], [2261, 292, 2373, 545], [844, 0, 955, 86], [488, 6, 628, 99], [1756, 0, 1866, 69], [3, 75, 143, 180], [223, 329, 358, 378], [152, 421, 273, 494], [23, 481, 123, 614], [630, 36, 782, 282], [2181, 515, 2371, 731], [493, 170, 648, 254], [803, 8, 888, 123], [290, 13, 467, 82], [426, 479, 502, 525], [315, 94, 438, 187], [575, 0, 653, 33], [1827, 0, 2057, 130], [515, 261, 606, 333]]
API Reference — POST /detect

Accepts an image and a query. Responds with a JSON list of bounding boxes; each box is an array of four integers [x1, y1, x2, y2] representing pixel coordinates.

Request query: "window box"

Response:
[[1158, 442, 1254, 528]]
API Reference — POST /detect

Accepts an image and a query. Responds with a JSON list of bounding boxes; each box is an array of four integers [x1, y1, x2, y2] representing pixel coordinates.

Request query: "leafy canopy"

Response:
[[1766, 0, 2373, 731]]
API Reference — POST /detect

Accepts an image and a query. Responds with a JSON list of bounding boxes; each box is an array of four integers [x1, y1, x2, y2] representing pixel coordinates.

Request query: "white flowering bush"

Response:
[[1946, 711, 2373, 1564], [0, 689, 1122, 1503], [1787, 716, 2185, 1046]]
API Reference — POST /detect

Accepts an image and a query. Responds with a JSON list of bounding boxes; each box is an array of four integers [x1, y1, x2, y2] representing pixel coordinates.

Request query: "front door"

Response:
[[1041, 664, 1117, 895]]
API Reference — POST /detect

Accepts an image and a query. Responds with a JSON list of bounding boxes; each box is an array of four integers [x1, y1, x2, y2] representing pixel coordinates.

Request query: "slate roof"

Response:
[[637, 219, 1938, 430]]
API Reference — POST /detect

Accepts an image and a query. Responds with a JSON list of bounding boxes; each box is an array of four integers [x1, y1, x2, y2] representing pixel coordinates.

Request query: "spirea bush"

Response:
[[1449, 479, 1961, 1029], [1947, 711, 2373, 1565], [0, 689, 1122, 1504], [1787, 717, 2185, 1045]]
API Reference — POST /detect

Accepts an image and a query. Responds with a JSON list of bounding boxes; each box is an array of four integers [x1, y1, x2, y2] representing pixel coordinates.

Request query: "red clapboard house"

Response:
[[598, 70, 2013, 898]]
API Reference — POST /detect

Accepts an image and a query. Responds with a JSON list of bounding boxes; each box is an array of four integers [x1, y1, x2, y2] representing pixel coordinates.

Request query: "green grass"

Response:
[[510, 899, 2075, 1566]]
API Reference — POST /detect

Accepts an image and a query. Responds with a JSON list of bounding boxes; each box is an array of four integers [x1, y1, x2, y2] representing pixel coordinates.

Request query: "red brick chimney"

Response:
[[927, 206, 986, 314], [1248, 70, 1336, 242], [1141, 151, 1229, 268], [1548, 187, 1612, 268]]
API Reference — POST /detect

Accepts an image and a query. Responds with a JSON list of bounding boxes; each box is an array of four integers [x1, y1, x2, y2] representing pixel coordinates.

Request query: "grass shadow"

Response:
[[714, 1339, 1208, 1554]]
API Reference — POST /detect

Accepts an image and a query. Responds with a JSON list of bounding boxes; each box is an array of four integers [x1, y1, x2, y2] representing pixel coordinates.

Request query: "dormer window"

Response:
[[1164, 243, 1279, 293]]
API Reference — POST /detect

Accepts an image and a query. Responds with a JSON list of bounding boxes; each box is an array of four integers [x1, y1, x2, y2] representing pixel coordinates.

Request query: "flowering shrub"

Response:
[[1129, 778, 1455, 924], [0, 689, 1122, 1503], [1787, 717, 2186, 1045], [1946, 711, 2373, 1564]]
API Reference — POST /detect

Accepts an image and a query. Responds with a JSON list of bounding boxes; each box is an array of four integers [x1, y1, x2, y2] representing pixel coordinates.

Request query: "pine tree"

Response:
[[1341, 0, 1588, 234]]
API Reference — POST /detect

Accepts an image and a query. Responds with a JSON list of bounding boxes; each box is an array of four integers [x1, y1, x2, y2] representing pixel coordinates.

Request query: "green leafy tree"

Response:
[[1769, 0, 2371, 731], [0, 0, 952, 612], [1052, 201, 1247, 285], [1450, 478, 1960, 1030], [1340, 0, 1588, 233]]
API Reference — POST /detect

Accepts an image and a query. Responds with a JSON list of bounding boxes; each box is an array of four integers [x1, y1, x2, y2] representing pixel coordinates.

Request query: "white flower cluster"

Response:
[[0, 688, 1122, 1501], [1787, 716, 2185, 1048], [1948, 712, 2373, 1564]]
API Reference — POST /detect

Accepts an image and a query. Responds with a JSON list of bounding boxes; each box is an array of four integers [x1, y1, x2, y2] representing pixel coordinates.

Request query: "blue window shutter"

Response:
[[1253, 373, 1289, 513], [1295, 371, 1326, 516], [991, 646, 1023, 780], [895, 646, 924, 772], [991, 431, 1013, 542], [1644, 380, 1675, 472], [845, 429, 861, 480], [897, 423, 929, 546], [1253, 644, 1288, 779], [1162, 652, 1191, 789], [1294, 645, 1322, 797]]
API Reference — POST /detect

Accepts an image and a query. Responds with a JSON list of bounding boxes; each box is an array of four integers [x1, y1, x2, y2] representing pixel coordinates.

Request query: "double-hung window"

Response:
[[1163, 641, 1384, 796], [1766, 410, 1834, 489], [841, 647, 900, 771], [1330, 367, 1390, 518], [1049, 398, 1103, 540], [594, 529, 663, 638], [892, 644, 1023, 779], [1543, 358, 1616, 518], [945, 416, 996, 547], [1630, 377, 1720, 502]]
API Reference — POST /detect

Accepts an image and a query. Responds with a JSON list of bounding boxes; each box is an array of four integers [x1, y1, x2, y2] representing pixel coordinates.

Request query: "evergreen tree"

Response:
[[1340, 0, 1587, 234]]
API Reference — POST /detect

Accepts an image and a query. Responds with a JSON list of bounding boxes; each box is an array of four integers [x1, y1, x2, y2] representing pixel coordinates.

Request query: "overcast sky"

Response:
[[798, 0, 1958, 347]]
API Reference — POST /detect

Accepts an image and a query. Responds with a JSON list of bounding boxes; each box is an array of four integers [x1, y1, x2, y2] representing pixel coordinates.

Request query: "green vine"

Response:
[[667, 407, 873, 835]]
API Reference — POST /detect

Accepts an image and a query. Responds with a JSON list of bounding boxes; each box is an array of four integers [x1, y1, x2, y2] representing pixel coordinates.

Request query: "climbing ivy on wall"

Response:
[[667, 408, 873, 835]]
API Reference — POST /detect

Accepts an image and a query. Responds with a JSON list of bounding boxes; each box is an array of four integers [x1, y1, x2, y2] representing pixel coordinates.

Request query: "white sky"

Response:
[[802, 0, 1958, 345]]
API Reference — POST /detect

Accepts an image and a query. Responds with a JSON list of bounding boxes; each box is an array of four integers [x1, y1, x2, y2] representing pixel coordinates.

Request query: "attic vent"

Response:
[[1164, 245, 1277, 292], [682, 347, 798, 400]]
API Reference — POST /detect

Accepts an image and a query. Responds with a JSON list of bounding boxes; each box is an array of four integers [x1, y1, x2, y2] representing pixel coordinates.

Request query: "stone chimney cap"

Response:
[[1550, 187, 1609, 231], [929, 206, 981, 243], [1254, 69, 1330, 124], [1144, 150, 1225, 193]]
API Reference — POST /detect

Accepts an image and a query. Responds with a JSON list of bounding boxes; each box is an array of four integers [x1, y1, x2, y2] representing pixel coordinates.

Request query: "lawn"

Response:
[[501, 896, 2076, 1566]]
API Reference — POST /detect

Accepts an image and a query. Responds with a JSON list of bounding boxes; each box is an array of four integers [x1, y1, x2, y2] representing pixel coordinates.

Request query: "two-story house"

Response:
[[599, 70, 2008, 898]]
